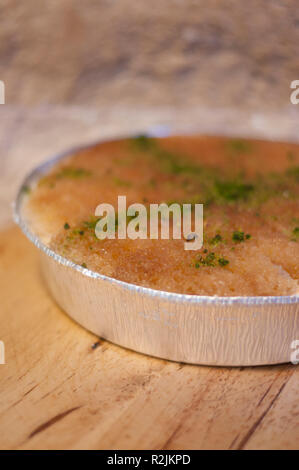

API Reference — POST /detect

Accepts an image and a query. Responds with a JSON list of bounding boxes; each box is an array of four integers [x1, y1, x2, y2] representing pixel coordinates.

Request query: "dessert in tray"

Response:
[[23, 135, 299, 297]]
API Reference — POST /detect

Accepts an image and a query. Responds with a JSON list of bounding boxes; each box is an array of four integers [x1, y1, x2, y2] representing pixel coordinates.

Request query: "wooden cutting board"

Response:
[[0, 107, 298, 450]]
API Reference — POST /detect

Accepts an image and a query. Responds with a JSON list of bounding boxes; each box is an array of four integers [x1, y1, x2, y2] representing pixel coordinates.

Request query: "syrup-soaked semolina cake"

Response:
[[23, 136, 299, 296]]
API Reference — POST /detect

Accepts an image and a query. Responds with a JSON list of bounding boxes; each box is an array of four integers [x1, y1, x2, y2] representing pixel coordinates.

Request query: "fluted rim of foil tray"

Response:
[[14, 131, 299, 306]]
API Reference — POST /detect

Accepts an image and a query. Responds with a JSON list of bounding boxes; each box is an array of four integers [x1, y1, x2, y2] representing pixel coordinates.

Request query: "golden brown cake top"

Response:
[[23, 135, 299, 296]]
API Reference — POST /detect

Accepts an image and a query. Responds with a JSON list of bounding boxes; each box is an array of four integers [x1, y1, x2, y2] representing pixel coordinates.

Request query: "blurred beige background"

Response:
[[1, 0, 299, 110]]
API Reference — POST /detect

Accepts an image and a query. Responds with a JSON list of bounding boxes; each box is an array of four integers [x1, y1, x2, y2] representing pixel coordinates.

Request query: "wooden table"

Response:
[[0, 107, 298, 450]]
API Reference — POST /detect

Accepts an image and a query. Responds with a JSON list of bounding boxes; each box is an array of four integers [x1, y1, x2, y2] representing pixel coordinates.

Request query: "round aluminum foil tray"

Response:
[[14, 134, 299, 366]]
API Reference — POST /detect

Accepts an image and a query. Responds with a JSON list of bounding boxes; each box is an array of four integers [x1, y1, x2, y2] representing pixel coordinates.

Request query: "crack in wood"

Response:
[[27, 406, 81, 440], [38, 373, 75, 401], [162, 423, 183, 450], [228, 433, 240, 449], [257, 383, 273, 407], [236, 380, 289, 450], [23, 384, 38, 397]]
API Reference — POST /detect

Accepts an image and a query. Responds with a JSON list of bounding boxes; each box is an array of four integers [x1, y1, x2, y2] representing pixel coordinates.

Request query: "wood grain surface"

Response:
[[0, 107, 298, 450]]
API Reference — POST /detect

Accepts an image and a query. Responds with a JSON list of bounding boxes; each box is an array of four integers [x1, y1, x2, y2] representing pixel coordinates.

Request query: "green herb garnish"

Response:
[[209, 233, 223, 245], [227, 139, 252, 154], [83, 217, 100, 230], [214, 180, 254, 202], [133, 136, 297, 209], [56, 167, 92, 179], [132, 136, 203, 176], [193, 251, 229, 268], [287, 151, 296, 162], [232, 231, 244, 242], [286, 166, 299, 182], [232, 231, 251, 242], [39, 166, 92, 188], [132, 135, 156, 151], [21, 185, 31, 195], [71, 228, 85, 236], [218, 257, 229, 267], [292, 227, 299, 241], [113, 177, 132, 187]]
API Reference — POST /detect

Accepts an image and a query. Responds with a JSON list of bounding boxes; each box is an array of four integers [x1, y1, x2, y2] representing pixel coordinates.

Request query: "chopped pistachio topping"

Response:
[[227, 139, 252, 154], [291, 226, 299, 241], [132, 135, 203, 176], [132, 137, 298, 209], [193, 250, 229, 268], [83, 217, 101, 230], [214, 180, 254, 202], [218, 257, 230, 267], [113, 177, 132, 187], [55, 167, 92, 179], [39, 167, 92, 187], [209, 233, 223, 245], [286, 166, 299, 182], [232, 231, 251, 242], [21, 185, 31, 195]]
